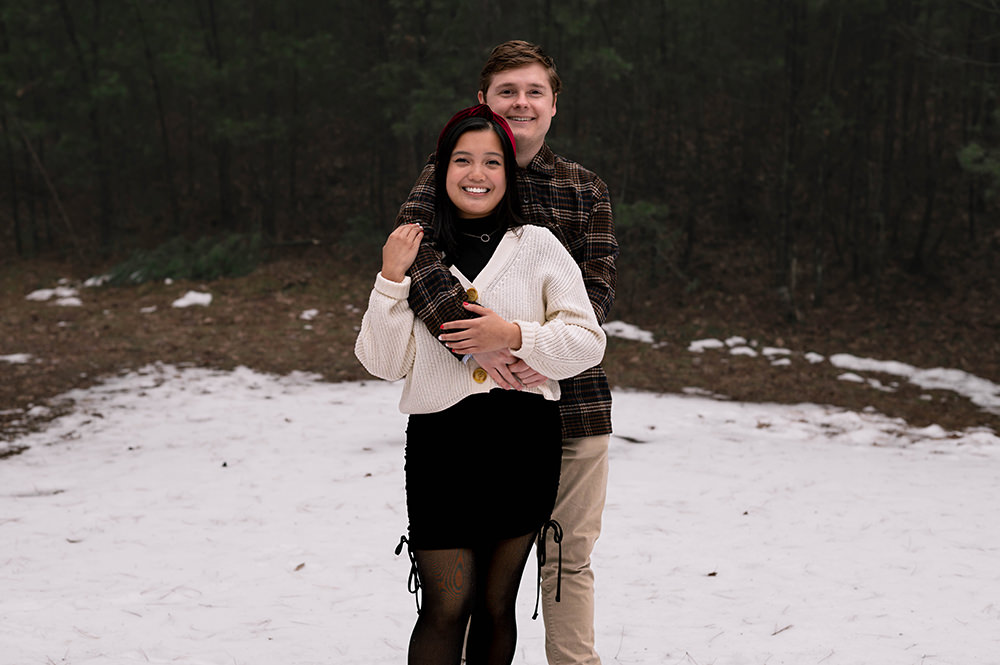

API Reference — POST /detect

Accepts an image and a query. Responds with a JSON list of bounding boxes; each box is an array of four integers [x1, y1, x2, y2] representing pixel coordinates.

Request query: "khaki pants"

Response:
[[540, 434, 609, 665]]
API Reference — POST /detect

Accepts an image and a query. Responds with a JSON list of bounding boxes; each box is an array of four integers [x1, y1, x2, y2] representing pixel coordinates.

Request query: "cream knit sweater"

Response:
[[355, 225, 607, 415]]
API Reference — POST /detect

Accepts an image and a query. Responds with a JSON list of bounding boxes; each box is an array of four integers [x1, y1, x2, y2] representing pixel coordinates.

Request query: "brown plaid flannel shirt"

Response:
[[394, 144, 618, 439]]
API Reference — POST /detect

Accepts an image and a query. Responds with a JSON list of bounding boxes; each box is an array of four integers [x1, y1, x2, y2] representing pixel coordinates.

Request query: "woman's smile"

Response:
[[446, 129, 507, 219]]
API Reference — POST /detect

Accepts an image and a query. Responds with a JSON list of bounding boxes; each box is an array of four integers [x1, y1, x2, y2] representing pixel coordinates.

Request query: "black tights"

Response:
[[407, 532, 537, 665]]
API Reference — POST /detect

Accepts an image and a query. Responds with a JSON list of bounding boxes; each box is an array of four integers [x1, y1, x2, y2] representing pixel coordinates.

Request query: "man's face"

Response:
[[478, 63, 557, 163]]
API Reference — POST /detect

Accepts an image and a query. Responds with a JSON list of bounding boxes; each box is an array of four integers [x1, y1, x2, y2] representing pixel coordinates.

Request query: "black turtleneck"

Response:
[[451, 212, 504, 281]]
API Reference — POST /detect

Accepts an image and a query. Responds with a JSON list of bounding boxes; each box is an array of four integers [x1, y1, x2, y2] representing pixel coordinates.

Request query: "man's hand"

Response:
[[473, 349, 521, 390], [381, 224, 423, 283], [472, 352, 551, 390], [506, 358, 549, 389], [439, 302, 521, 354]]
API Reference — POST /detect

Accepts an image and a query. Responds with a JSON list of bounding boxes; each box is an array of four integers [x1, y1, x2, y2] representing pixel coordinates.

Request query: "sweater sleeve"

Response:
[[510, 231, 607, 380], [354, 273, 418, 382]]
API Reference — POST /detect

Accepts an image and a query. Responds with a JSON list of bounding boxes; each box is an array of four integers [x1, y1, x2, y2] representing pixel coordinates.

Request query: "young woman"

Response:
[[355, 104, 606, 665]]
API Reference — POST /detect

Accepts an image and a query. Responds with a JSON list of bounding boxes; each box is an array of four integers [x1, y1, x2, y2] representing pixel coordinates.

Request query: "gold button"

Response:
[[465, 287, 478, 302], [472, 367, 488, 383]]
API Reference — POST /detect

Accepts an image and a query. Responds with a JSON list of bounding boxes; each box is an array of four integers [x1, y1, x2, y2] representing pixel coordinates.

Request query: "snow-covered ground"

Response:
[[4, 283, 1000, 664], [2, 345, 999, 664]]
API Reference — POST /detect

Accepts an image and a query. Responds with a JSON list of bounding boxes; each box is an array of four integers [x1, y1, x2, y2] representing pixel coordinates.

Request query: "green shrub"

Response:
[[959, 141, 1000, 201], [108, 233, 262, 285]]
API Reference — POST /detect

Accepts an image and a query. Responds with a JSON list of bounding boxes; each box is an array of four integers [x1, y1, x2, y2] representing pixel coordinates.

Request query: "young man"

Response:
[[394, 40, 617, 665]]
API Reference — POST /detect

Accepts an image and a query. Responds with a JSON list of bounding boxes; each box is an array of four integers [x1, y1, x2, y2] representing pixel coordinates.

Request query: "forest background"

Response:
[[2, 0, 999, 441]]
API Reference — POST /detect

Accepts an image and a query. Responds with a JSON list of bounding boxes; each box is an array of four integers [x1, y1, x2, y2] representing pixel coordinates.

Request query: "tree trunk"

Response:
[[132, 0, 180, 235], [58, 0, 114, 252], [778, 0, 805, 311], [196, 0, 235, 229], [1, 111, 24, 257]]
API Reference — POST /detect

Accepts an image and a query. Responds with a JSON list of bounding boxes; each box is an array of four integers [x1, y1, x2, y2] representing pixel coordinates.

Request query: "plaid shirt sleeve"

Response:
[[394, 159, 478, 345], [580, 178, 617, 325]]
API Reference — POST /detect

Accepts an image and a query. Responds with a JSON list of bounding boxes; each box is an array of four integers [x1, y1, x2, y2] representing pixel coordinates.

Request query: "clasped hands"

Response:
[[439, 302, 549, 391]]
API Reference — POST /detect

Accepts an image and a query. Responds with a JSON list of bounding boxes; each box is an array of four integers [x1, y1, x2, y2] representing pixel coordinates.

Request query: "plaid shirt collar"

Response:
[[523, 143, 557, 179]]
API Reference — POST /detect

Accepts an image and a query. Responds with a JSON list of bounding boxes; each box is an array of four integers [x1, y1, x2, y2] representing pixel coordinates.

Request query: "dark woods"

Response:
[[1, 1, 998, 312]]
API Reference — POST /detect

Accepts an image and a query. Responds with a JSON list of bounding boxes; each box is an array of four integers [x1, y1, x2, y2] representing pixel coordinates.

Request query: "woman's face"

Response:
[[445, 128, 507, 219]]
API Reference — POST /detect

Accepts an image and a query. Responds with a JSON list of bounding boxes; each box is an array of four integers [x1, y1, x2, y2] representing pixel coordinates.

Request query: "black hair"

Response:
[[432, 116, 523, 259]]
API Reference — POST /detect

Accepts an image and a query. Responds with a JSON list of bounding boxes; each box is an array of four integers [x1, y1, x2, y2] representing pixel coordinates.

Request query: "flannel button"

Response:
[[466, 287, 479, 302], [472, 367, 488, 384]]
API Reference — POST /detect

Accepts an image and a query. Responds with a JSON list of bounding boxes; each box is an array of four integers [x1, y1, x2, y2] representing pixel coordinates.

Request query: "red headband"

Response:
[[437, 104, 516, 158]]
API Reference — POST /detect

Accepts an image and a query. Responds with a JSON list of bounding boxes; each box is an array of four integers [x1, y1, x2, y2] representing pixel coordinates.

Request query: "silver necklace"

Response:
[[460, 228, 499, 243]]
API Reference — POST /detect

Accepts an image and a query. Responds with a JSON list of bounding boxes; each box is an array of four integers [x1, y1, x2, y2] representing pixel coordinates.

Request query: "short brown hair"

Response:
[[479, 40, 562, 97]]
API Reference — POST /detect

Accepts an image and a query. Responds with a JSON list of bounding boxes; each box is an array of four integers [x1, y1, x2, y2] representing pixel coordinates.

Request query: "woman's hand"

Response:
[[439, 302, 521, 354], [381, 224, 424, 283]]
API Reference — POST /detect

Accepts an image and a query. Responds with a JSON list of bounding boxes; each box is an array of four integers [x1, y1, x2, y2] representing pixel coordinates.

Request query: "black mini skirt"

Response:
[[403, 389, 562, 550]]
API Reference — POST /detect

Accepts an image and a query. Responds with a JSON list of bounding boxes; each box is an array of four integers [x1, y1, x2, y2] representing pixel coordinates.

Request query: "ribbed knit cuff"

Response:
[[511, 320, 539, 360], [374, 272, 411, 299]]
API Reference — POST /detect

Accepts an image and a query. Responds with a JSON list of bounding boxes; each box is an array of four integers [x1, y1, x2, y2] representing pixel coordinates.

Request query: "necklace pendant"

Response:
[[461, 226, 498, 242]]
